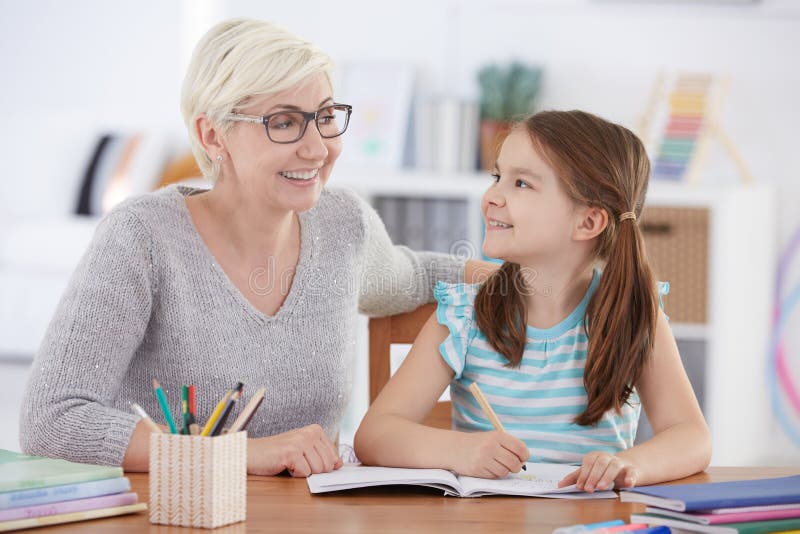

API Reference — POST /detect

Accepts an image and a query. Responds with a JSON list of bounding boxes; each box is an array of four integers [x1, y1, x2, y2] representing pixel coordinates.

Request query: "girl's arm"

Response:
[[354, 314, 529, 478], [560, 310, 711, 491]]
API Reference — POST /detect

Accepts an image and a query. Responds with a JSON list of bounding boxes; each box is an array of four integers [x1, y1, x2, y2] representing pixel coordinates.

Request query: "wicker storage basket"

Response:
[[640, 206, 710, 324]]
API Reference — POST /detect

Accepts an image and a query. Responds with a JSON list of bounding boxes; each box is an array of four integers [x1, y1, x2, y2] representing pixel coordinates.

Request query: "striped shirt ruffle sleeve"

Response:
[[433, 281, 481, 379]]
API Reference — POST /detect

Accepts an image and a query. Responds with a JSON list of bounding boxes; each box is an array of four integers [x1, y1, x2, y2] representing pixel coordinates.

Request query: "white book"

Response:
[[308, 463, 617, 499]]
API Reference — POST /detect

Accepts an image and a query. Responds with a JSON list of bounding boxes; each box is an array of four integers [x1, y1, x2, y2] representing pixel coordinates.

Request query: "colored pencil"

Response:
[[209, 389, 242, 437], [468, 382, 526, 471], [130, 402, 163, 434], [152, 379, 178, 434], [228, 387, 266, 433]]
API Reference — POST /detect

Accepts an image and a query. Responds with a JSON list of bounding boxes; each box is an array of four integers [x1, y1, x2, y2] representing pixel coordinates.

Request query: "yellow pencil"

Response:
[[468, 382, 527, 471], [200, 390, 232, 436], [468, 382, 505, 431]]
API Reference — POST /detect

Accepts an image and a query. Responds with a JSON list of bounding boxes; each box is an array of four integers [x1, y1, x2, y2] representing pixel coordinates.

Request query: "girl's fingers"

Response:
[[558, 468, 580, 488], [584, 455, 616, 491]]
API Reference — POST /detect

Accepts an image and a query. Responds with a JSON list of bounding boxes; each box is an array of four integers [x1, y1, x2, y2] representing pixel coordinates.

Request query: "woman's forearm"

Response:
[[616, 420, 711, 485], [121, 420, 164, 472]]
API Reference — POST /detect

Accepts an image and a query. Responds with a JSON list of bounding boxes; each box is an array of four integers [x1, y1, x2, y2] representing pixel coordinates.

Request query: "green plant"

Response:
[[478, 62, 543, 121]]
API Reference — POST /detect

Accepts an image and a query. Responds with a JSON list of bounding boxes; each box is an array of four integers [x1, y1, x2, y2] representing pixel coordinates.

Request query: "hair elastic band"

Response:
[[619, 211, 636, 222]]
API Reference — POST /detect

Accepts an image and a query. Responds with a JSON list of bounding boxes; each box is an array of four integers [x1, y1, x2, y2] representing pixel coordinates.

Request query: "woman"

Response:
[[20, 18, 488, 477]]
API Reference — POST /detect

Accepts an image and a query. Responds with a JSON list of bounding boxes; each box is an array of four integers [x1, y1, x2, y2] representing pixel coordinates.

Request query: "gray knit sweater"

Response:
[[19, 185, 464, 466]]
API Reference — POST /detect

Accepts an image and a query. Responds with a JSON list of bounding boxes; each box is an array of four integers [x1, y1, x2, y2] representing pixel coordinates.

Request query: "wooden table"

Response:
[[46, 467, 796, 533]]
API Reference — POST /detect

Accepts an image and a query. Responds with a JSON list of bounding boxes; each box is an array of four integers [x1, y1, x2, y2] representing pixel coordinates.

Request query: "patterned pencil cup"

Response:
[[149, 431, 247, 528]]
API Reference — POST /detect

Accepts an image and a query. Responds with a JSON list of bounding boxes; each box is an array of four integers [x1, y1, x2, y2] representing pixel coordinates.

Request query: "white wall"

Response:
[[0, 0, 185, 218], [1, 0, 799, 462]]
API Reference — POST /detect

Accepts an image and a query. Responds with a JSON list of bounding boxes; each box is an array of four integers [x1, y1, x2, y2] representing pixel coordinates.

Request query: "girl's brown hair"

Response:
[[474, 110, 658, 426]]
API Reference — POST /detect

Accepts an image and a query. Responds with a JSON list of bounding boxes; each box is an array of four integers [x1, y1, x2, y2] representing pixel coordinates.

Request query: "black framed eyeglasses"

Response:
[[226, 103, 353, 144]]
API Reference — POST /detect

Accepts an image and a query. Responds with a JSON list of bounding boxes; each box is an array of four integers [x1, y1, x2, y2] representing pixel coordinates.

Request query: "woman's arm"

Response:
[[356, 195, 497, 316], [354, 313, 528, 478], [560, 311, 711, 491], [20, 210, 152, 467]]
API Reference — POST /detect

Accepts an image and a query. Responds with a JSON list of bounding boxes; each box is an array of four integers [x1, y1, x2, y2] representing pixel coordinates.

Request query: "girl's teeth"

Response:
[[489, 220, 512, 228], [280, 169, 319, 180]]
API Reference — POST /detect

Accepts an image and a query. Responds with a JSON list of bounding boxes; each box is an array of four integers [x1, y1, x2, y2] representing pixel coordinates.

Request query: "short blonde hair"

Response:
[[181, 18, 334, 179]]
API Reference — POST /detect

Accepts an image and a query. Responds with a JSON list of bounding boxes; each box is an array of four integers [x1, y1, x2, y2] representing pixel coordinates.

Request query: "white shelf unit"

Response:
[[336, 166, 777, 466]]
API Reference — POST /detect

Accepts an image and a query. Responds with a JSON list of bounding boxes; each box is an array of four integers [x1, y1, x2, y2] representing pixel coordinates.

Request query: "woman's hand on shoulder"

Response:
[[247, 424, 342, 477], [557, 451, 640, 492], [452, 430, 529, 479]]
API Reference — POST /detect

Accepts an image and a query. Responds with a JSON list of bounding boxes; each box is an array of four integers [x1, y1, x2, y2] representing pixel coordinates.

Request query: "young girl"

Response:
[[354, 110, 711, 491]]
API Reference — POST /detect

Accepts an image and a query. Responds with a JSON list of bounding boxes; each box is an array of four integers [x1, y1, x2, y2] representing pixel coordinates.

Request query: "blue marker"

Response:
[[553, 520, 625, 534]]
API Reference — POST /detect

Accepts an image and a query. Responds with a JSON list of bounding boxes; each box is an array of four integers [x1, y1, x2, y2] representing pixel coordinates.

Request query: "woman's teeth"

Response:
[[279, 169, 319, 180], [489, 220, 513, 228]]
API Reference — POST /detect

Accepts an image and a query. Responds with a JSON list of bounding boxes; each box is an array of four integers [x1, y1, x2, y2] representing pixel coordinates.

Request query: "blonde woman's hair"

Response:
[[181, 18, 335, 179]]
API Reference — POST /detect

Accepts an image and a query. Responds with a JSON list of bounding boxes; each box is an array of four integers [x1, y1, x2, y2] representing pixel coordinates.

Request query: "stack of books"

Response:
[[620, 475, 800, 533], [0, 449, 146, 531]]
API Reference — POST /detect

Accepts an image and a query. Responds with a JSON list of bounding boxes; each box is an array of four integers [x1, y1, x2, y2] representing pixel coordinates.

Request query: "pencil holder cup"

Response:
[[148, 431, 247, 528]]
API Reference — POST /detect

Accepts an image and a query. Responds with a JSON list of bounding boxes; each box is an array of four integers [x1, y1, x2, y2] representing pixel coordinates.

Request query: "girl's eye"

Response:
[[490, 173, 501, 183], [516, 179, 532, 189]]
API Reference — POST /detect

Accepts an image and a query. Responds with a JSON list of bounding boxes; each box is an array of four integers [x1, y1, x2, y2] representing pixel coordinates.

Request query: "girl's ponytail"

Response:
[[578, 210, 658, 426]]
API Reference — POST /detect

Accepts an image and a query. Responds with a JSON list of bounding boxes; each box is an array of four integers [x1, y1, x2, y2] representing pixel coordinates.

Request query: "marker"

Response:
[[592, 524, 649, 534], [188, 385, 200, 435], [553, 519, 625, 534], [180, 385, 190, 435], [152, 379, 178, 434], [130, 402, 164, 434]]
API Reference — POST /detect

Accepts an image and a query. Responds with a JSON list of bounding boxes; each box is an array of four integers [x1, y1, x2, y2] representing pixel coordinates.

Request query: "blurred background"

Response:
[[1, 0, 799, 466]]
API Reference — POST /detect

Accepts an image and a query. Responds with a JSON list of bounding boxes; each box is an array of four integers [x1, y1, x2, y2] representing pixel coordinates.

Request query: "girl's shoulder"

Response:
[[433, 280, 482, 308], [433, 281, 482, 332]]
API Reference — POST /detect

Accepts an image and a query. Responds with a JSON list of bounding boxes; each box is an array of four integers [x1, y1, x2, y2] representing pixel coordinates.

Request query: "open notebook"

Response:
[[307, 462, 616, 499]]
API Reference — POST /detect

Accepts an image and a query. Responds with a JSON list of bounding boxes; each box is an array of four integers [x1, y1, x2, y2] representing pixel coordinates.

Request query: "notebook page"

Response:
[[307, 464, 461, 494], [456, 462, 617, 499]]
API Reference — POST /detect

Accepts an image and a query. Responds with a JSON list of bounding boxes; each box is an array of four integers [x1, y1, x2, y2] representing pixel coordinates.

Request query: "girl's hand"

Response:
[[247, 424, 343, 477], [453, 430, 530, 478], [558, 451, 640, 492]]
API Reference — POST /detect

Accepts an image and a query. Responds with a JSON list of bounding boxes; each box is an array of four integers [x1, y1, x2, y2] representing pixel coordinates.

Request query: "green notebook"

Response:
[[0, 450, 122, 493]]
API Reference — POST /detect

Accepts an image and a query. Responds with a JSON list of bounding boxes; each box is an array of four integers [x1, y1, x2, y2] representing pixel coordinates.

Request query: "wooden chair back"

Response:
[[368, 303, 452, 429]]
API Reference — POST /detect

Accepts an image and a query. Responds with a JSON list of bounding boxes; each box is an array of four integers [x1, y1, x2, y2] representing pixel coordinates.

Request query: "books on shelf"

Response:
[[0, 449, 146, 531], [622, 475, 800, 534], [308, 462, 616, 499], [374, 196, 473, 255]]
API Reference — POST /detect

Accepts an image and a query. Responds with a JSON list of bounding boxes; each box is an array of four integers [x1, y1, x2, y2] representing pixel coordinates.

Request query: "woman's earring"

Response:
[[216, 155, 224, 162]]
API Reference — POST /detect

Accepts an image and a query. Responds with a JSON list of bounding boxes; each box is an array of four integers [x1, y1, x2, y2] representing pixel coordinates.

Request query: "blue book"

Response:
[[0, 477, 131, 511], [620, 475, 800, 512]]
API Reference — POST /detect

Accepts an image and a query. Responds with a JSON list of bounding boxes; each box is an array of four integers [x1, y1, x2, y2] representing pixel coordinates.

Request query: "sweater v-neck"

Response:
[[172, 185, 314, 324]]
